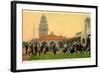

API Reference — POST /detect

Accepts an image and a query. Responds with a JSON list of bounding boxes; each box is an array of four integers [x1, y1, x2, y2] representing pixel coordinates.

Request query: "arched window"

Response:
[[58, 42, 64, 48], [50, 41, 56, 46], [87, 37, 90, 46], [82, 38, 85, 44]]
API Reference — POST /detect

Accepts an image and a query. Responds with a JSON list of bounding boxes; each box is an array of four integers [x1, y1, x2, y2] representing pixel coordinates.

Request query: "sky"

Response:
[[22, 10, 90, 42]]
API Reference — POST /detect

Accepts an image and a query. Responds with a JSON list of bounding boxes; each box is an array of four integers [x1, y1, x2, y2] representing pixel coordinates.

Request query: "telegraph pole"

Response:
[[33, 23, 35, 43]]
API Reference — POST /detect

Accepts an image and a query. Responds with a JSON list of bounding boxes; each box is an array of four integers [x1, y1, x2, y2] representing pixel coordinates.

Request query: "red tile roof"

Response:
[[38, 34, 66, 41]]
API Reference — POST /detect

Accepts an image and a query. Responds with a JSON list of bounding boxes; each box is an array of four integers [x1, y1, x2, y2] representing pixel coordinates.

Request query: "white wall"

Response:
[[0, 0, 100, 73]]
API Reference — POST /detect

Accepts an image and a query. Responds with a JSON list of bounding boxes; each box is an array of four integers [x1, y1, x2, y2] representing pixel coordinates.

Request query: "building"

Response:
[[37, 14, 66, 48], [81, 17, 91, 46], [36, 32, 66, 47], [73, 17, 91, 46], [66, 17, 91, 47], [39, 14, 48, 38], [36, 15, 90, 48]]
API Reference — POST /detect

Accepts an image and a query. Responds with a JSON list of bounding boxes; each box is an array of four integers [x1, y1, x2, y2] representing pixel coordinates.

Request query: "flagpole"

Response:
[[33, 23, 35, 42]]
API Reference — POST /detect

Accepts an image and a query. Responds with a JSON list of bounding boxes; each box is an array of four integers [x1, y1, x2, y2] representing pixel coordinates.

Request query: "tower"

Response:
[[85, 17, 91, 46], [85, 17, 90, 35], [39, 14, 48, 38], [81, 17, 91, 46]]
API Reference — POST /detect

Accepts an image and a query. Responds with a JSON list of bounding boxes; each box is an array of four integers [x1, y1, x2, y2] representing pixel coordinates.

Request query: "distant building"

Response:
[[73, 17, 91, 46], [39, 14, 48, 38], [66, 17, 91, 47], [36, 15, 90, 48], [38, 14, 66, 48], [81, 17, 91, 46], [37, 32, 66, 47]]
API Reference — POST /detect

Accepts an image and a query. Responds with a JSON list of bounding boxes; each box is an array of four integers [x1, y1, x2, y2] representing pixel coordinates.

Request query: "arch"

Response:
[[50, 41, 56, 46], [57, 41, 64, 48], [82, 38, 85, 44], [41, 41, 47, 45], [87, 37, 90, 46]]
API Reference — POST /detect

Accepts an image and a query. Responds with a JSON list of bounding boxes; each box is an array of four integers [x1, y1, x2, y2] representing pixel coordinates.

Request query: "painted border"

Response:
[[11, 1, 98, 72]]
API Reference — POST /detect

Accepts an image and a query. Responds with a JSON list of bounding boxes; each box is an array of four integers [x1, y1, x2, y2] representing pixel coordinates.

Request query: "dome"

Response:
[[41, 14, 46, 19]]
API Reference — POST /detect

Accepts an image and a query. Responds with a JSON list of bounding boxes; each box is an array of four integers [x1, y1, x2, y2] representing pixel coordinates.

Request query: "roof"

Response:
[[35, 32, 82, 41], [66, 36, 80, 41], [37, 34, 66, 41]]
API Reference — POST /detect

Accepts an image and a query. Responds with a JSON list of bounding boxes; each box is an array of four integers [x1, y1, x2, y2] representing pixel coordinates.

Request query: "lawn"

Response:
[[28, 52, 91, 60]]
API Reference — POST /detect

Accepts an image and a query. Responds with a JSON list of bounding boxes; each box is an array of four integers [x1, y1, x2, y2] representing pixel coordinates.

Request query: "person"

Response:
[[63, 44, 67, 53], [37, 42, 41, 55], [56, 43, 59, 51], [25, 43, 28, 54], [86, 45, 90, 52], [29, 43, 34, 55], [34, 42, 38, 55], [53, 44, 57, 55], [50, 44, 53, 52], [44, 45, 47, 54], [79, 43, 83, 53], [70, 45, 75, 53], [40, 44, 44, 54]]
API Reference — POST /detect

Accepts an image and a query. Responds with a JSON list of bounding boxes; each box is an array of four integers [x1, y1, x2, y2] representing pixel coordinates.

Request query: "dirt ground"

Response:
[[22, 48, 32, 60]]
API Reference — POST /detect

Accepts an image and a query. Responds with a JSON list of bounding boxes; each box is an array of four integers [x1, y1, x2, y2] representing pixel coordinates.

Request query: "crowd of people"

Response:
[[23, 41, 90, 56]]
